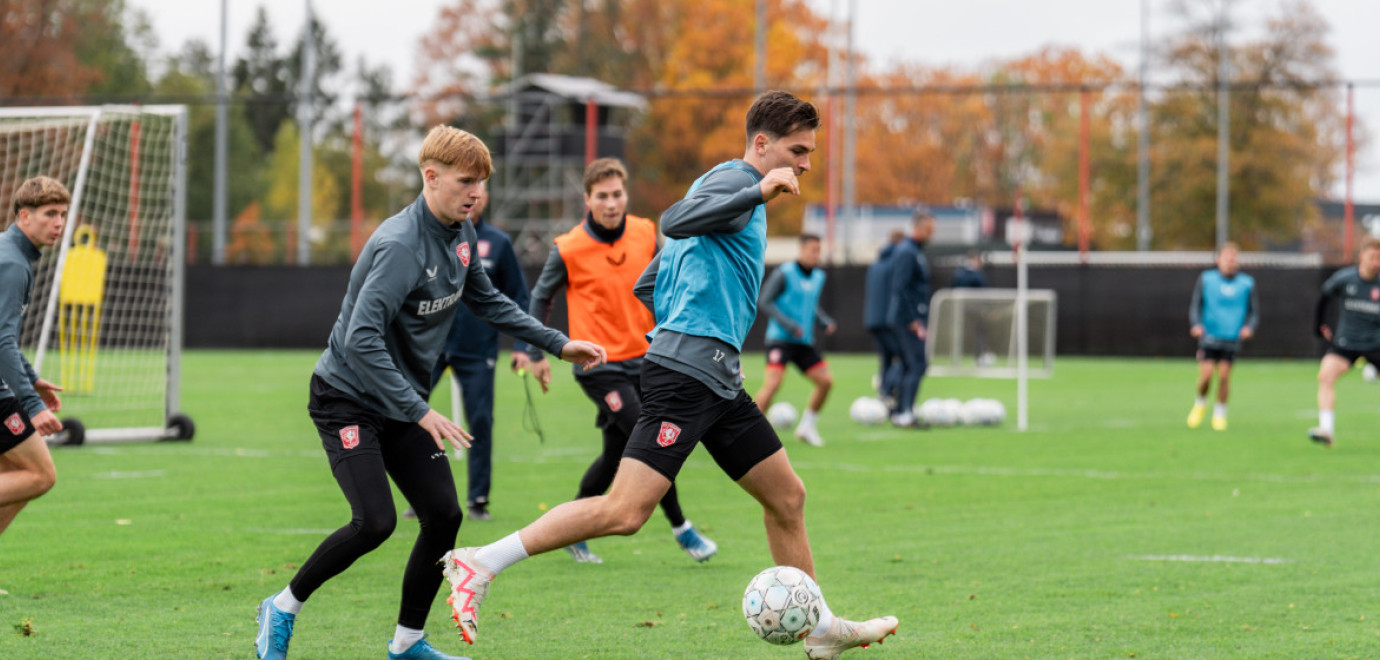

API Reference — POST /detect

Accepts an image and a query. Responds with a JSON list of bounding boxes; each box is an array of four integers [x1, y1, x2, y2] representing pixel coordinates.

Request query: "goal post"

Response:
[[0, 105, 193, 445], [926, 286, 1057, 431]]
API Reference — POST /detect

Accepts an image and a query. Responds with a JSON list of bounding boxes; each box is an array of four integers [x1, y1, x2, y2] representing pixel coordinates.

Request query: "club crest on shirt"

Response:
[[605, 390, 623, 412], [4, 413, 24, 435], [769, 348, 783, 364], [657, 421, 680, 447], [339, 425, 360, 450], [478, 240, 491, 258], [456, 241, 471, 267]]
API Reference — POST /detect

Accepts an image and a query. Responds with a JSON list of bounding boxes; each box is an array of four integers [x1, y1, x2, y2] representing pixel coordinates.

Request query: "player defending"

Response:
[[0, 177, 67, 541], [442, 91, 897, 660], [254, 126, 605, 660], [755, 233, 837, 446], [1186, 243, 1258, 431], [1308, 237, 1380, 447], [521, 157, 718, 564]]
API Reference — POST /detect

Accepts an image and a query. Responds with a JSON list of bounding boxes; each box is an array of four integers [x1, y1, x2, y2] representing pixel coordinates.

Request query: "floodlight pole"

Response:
[[1214, 0, 1230, 248], [841, 0, 857, 265], [1014, 196, 1029, 432], [297, 0, 315, 266], [212, 0, 228, 264], [1136, 0, 1151, 251], [754, 0, 767, 93]]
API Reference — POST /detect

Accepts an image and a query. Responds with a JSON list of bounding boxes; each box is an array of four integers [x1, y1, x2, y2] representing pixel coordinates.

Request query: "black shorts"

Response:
[[0, 398, 35, 456], [575, 369, 641, 431], [1326, 346, 1380, 366], [1196, 347, 1237, 363], [307, 374, 435, 470], [765, 342, 826, 373], [623, 361, 783, 482]]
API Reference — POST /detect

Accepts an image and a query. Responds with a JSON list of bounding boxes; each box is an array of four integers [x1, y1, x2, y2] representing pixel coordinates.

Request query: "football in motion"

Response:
[[742, 565, 823, 645]]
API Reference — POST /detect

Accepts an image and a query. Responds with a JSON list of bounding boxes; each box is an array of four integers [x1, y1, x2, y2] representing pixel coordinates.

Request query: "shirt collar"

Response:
[[416, 195, 464, 239], [4, 225, 41, 262]]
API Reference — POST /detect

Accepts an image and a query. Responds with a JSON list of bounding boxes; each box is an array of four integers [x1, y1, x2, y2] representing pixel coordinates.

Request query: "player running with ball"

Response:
[[441, 91, 897, 660]]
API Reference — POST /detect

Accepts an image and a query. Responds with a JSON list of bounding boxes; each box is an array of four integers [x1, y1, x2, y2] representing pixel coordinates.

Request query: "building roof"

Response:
[[501, 73, 647, 111]]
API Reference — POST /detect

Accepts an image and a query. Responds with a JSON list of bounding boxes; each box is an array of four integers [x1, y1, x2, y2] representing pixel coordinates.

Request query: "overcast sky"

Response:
[[130, 0, 1380, 200]]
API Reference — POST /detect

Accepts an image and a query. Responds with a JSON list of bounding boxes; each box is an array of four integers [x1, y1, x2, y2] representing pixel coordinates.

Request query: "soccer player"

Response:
[[754, 233, 837, 446], [1308, 237, 1380, 447], [442, 91, 897, 660], [1186, 243, 1258, 431], [426, 181, 527, 522], [864, 230, 905, 409], [887, 211, 935, 428], [521, 157, 718, 564], [0, 176, 67, 541], [254, 126, 606, 660]]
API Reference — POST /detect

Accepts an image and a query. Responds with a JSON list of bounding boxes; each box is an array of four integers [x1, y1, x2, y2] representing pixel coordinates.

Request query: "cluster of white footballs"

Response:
[[918, 397, 1006, 427]]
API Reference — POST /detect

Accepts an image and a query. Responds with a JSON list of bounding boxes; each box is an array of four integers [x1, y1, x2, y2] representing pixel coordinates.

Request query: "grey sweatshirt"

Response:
[[314, 195, 569, 422], [0, 226, 43, 417]]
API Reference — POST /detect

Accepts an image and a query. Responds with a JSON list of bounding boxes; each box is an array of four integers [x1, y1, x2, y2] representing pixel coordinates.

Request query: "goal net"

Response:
[[0, 106, 192, 444], [927, 288, 1057, 379]]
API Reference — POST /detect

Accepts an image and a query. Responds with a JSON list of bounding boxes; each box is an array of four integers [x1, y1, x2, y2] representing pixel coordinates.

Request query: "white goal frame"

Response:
[[1, 105, 191, 445]]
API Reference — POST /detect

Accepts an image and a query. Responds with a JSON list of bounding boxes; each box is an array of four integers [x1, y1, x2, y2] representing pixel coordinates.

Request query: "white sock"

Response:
[[474, 532, 529, 575], [812, 598, 836, 638], [799, 409, 819, 429], [389, 625, 424, 654], [1213, 403, 1227, 418], [272, 586, 303, 615], [671, 520, 693, 535], [1194, 396, 1207, 407], [1320, 410, 1335, 433]]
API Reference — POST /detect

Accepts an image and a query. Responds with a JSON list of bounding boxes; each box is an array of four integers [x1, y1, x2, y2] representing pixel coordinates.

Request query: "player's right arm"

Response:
[[0, 261, 48, 423], [520, 247, 570, 390], [659, 169, 764, 238], [1188, 273, 1205, 338]]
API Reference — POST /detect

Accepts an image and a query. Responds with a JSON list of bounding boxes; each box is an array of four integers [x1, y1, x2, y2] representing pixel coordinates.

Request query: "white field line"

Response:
[[1126, 554, 1293, 565], [90, 470, 166, 479]]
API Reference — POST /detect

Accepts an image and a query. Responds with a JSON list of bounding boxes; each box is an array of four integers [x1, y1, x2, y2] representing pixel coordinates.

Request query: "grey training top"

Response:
[[1320, 266, 1380, 352], [0, 226, 43, 417], [634, 165, 765, 399], [314, 195, 569, 422]]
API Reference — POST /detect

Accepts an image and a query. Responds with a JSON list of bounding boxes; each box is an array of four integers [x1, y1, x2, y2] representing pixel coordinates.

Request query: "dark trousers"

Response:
[[431, 354, 496, 506], [869, 327, 904, 403], [895, 325, 928, 415]]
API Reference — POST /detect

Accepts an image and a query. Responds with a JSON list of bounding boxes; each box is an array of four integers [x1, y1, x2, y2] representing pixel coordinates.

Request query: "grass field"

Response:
[[3, 350, 1379, 659]]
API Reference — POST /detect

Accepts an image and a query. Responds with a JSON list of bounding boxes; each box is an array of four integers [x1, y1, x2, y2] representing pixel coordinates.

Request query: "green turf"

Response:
[[2, 351, 1378, 659]]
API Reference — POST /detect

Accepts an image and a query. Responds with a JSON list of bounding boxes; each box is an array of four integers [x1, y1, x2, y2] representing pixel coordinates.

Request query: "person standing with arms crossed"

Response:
[[442, 91, 897, 660], [0, 176, 67, 542], [521, 157, 718, 564], [1185, 243, 1258, 431], [254, 126, 605, 660]]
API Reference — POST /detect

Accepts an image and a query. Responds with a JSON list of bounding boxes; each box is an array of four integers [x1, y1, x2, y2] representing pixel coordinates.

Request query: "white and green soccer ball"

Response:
[[766, 402, 799, 429], [742, 565, 823, 645], [849, 396, 889, 426]]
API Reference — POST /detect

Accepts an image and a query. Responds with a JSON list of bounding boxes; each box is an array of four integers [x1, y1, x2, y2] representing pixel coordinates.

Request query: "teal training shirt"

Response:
[[1189, 269, 1258, 351], [763, 261, 827, 345], [314, 195, 569, 422], [650, 160, 767, 350]]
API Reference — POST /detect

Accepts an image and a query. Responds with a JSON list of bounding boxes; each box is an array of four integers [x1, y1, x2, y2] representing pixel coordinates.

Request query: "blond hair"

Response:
[[583, 157, 627, 194], [12, 176, 71, 216], [418, 125, 492, 179], [1361, 236, 1380, 254]]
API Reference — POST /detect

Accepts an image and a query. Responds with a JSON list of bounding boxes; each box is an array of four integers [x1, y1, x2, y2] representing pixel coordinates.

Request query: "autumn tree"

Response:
[[0, 0, 152, 99]]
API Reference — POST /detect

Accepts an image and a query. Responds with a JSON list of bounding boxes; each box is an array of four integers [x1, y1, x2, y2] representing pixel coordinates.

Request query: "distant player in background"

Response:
[[1308, 237, 1380, 447], [426, 181, 528, 523], [949, 250, 992, 366], [442, 91, 897, 659], [950, 250, 987, 289], [863, 230, 905, 409], [254, 126, 605, 660], [1186, 243, 1258, 431], [754, 233, 836, 446], [0, 177, 67, 541], [521, 157, 717, 564], [887, 211, 936, 428]]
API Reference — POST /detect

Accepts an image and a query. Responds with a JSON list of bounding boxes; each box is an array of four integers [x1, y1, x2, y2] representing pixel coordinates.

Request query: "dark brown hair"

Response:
[[745, 91, 820, 141]]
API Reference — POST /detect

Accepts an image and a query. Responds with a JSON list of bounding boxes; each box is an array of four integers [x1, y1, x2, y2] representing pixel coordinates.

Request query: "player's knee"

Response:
[[815, 372, 833, 389], [767, 475, 807, 519], [606, 499, 656, 536], [33, 464, 56, 496], [423, 501, 464, 537], [356, 510, 398, 545]]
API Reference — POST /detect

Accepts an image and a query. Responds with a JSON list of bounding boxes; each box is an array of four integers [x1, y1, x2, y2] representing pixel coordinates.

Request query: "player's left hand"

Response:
[[511, 352, 533, 373], [825, 322, 837, 336], [560, 340, 608, 371], [1240, 326, 1254, 341], [34, 378, 62, 413]]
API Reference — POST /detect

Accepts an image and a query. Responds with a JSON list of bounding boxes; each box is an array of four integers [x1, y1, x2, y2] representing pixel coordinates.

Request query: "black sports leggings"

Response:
[[574, 375, 686, 527], [289, 430, 462, 629]]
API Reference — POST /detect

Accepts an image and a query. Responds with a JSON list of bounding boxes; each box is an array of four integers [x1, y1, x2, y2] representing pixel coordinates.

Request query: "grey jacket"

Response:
[[0, 227, 42, 417], [314, 195, 568, 422]]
